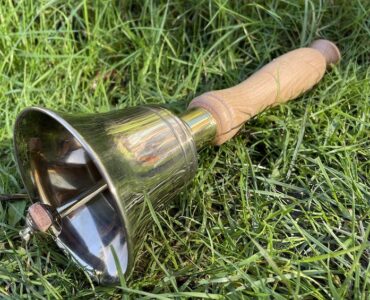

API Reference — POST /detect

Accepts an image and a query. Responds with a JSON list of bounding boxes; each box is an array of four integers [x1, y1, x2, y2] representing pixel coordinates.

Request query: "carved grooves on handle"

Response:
[[189, 40, 340, 145]]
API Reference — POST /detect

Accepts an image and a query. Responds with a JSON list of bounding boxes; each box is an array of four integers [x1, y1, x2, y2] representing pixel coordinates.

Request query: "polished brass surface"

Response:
[[58, 181, 108, 218], [180, 107, 217, 149], [14, 105, 198, 283]]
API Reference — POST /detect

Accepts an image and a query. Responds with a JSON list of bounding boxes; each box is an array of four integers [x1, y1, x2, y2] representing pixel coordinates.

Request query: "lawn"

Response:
[[0, 0, 369, 299]]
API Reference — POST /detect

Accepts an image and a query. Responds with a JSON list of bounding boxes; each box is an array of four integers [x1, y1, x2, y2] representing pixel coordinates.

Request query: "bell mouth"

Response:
[[14, 107, 130, 283]]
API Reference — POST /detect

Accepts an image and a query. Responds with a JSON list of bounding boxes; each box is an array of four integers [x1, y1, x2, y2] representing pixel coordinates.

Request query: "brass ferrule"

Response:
[[180, 107, 217, 150]]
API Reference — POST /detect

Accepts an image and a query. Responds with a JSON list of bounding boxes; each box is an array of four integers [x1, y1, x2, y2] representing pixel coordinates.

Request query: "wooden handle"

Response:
[[189, 39, 341, 145]]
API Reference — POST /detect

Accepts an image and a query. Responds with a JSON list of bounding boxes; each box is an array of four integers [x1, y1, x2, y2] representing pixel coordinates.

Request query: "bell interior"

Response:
[[14, 108, 129, 283]]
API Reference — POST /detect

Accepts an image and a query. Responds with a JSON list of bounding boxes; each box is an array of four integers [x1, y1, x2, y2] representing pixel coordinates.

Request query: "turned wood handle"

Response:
[[189, 39, 341, 145]]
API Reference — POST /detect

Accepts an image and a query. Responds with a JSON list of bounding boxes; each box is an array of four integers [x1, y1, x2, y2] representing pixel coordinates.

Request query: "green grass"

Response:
[[1, 0, 369, 298]]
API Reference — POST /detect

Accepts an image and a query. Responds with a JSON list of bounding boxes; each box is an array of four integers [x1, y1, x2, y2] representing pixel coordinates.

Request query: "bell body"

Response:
[[14, 106, 208, 283]]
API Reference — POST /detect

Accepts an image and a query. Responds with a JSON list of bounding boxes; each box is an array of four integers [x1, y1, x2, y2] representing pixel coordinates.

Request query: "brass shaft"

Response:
[[180, 107, 217, 150]]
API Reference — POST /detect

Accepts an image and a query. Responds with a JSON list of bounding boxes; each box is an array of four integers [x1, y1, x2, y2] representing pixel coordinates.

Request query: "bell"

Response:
[[13, 40, 340, 283]]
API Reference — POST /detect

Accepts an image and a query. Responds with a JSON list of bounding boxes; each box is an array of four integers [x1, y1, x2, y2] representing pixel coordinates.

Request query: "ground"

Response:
[[0, 0, 369, 299]]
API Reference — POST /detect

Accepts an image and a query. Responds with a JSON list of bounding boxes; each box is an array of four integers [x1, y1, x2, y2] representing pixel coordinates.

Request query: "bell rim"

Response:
[[13, 106, 135, 282]]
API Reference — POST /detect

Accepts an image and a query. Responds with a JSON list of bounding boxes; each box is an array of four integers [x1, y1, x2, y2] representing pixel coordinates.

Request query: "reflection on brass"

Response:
[[180, 107, 217, 149], [14, 105, 215, 283]]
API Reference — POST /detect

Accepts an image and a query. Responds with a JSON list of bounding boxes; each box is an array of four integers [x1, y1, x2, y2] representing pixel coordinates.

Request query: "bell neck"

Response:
[[180, 107, 217, 150]]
